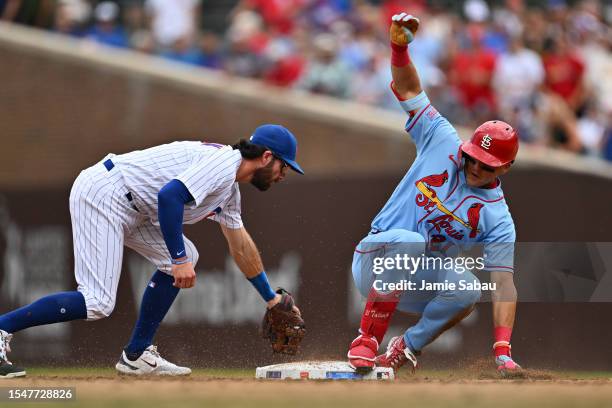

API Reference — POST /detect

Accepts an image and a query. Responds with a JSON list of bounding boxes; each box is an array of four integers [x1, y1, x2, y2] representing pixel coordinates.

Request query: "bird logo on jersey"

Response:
[[415, 170, 448, 211], [467, 203, 484, 238], [415, 169, 483, 241], [418, 170, 449, 187]]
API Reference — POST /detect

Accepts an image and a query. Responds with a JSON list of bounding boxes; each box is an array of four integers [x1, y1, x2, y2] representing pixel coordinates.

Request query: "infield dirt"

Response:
[[2, 366, 611, 408]]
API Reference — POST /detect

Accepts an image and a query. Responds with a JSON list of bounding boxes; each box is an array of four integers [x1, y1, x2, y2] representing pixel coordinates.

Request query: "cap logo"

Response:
[[481, 134, 492, 150]]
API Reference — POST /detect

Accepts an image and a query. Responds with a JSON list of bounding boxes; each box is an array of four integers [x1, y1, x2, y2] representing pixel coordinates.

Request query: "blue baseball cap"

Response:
[[250, 124, 304, 175]]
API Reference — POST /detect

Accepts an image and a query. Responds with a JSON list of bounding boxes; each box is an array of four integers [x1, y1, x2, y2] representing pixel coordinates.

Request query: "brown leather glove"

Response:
[[262, 288, 306, 355]]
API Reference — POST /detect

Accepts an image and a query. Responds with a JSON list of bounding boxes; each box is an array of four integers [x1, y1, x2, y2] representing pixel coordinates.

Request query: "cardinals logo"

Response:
[[415, 169, 485, 242], [417, 170, 448, 188], [415, 170, 449, 211], [467, 203, 484, 238]]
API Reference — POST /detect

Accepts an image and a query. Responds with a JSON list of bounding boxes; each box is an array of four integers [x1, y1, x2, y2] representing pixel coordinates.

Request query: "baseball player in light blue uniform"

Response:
[[348, 13, 521, 375]]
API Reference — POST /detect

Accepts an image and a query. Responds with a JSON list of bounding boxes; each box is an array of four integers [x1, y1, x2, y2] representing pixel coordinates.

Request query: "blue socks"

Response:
[[0, 291, 87, 333], [124, 270, 180, 360], [0, 271, 179, 361]]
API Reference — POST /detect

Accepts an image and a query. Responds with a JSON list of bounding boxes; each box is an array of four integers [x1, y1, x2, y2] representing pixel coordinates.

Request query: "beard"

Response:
[[250, 161, 276, 191]]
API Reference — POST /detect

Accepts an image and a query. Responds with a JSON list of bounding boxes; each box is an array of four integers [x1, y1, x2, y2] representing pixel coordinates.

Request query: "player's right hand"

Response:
[[390, 13, 420, 46], [172, 262, 196, 288]]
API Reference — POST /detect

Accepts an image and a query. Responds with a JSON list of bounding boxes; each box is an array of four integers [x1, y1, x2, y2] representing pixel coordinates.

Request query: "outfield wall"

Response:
[[1, 23, 612, 370]]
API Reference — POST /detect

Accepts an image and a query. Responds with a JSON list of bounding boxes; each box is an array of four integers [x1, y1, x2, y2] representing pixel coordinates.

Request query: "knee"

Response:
[[386, 229, 426, 244], [351, 263, 372, 298], [84, 297, 115, 321], [383, 229, 426, 257], [440, 269, 481, 306], [453, 280, 481, 307], [461, 287, 481, 307]]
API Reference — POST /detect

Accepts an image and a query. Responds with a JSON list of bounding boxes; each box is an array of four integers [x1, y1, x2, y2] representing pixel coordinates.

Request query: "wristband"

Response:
[[248, 271, 276, 302], [390, 42, 410, 67], [171, 258, 190, 265]]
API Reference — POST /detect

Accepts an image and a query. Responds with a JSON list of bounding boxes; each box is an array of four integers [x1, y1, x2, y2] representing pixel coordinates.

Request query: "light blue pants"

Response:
[[352, 229, 481, 353]]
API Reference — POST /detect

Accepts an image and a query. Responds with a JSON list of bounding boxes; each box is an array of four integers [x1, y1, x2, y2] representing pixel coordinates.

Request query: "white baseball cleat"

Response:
[[115, 345, 191, 376], [0, 329, 26, 378]]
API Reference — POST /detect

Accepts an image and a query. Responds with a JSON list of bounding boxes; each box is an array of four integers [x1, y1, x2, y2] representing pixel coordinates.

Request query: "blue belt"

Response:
[[103, 159, 139, 212]]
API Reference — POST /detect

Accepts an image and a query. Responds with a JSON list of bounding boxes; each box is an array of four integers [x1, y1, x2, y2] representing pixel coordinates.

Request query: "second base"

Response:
[[255, 361, 394, 380]]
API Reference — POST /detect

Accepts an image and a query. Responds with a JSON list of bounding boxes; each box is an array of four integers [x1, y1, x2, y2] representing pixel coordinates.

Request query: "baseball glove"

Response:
[[262, 288, 306, 355]]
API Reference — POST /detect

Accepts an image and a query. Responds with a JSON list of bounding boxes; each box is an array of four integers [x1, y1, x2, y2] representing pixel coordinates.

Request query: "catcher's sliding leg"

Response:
[[348, 229, 425, 373]]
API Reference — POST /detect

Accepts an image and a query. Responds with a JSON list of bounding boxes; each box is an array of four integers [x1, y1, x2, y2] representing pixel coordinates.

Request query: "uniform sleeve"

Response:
[[210, 183, 243, 229], [391, 85, 461, 156], [482, 221, 516, 273], [175, 147, 237, 208]]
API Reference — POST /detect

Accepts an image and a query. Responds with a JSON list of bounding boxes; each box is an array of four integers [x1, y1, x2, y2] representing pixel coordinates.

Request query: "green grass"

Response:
[[25, 367, 253, 379], [558, 371, 612, 380]]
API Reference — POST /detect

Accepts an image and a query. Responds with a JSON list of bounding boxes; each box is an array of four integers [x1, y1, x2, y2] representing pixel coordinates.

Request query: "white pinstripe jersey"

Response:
[[111, 141, 244, 229]]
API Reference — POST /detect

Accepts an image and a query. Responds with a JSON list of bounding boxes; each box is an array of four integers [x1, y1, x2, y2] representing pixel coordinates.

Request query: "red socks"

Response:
[[390, 42, 410, 67], [360, 288, 401, 344], [493, 326, 512, 357]]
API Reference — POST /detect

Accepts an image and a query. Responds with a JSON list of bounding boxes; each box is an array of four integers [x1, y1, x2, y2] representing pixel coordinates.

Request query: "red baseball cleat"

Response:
[[347, 334, 379, 374], [375, 336, 417, 373]]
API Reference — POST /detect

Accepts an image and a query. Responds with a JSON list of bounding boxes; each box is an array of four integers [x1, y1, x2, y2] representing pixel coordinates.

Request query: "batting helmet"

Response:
[[460, 120, 519, 167]]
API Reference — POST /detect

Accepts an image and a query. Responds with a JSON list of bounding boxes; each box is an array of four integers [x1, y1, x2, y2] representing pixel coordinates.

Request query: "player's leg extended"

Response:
[[348, 229, 426, 372], [0, 289, 86, 377], [404, 268, 480, 351], [71, 164, 134, 321], [119, 225, 196, 376], [376, 267, 481, 371], [0, 166, 128, 377]]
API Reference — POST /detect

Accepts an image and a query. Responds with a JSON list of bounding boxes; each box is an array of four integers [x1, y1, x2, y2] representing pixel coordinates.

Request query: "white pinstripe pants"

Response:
[[69, 156, 199, 321]]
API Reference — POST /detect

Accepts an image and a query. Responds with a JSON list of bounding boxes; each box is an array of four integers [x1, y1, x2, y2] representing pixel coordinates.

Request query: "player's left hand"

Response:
[[262, 288, 306, 355], [496, 354, 522, 375]]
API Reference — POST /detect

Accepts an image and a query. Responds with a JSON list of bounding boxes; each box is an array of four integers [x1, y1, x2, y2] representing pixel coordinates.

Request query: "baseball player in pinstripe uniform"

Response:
[[0, 124, 303, 378]]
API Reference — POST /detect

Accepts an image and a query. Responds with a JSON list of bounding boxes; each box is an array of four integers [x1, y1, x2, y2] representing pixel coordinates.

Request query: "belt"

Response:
[[103, 159, 139, 212]]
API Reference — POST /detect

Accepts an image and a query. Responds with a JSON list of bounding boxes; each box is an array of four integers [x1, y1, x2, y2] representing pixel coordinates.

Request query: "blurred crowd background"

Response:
[[2, 0, 611, 160]]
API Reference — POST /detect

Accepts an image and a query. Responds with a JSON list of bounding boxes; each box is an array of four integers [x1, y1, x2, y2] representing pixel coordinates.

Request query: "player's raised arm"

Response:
[[389, 13, 422, 100], [386, 13, 460, 154]]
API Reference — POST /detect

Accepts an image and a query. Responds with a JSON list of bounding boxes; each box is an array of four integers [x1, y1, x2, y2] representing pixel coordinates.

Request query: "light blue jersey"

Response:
[[370, 91, 515, 272]]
